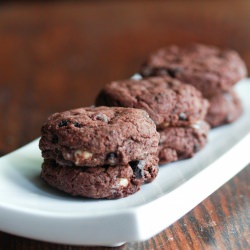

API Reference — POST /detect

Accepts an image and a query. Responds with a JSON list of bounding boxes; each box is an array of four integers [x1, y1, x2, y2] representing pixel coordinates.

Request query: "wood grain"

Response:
[[0, 1, 249, 249]]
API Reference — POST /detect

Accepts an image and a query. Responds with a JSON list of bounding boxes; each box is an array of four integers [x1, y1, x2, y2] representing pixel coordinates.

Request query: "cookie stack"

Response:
[[96, 76, 210, 164], [39, 106, 160, 199], [140, 44, 247, 127]]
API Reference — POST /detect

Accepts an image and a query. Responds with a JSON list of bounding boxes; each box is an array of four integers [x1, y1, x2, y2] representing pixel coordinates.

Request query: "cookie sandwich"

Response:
[[96, 76, 210, 164], [39, 106, 160, 199]]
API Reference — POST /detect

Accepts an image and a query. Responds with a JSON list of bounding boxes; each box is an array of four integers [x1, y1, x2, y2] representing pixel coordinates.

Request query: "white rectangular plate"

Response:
[[0, 80, 250, 246]]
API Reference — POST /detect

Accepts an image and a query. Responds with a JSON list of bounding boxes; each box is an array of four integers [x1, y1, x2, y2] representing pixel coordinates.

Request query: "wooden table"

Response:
[[0, 1, 249, 249]]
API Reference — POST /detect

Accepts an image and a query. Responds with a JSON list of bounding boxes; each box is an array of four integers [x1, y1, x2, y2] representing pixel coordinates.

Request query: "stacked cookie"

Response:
[[140, 44, 247, 127], [96, 76, 210, 164], [39, 106, 160, 199]]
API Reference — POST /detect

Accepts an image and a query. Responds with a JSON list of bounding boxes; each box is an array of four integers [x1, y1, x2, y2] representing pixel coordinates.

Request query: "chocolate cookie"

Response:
[[205, 90, 243, 128], [95, 76, 209, 128], [39, 106, 160, 167], [41, 157, 159, 199], [140, 44, 247, 98], [158, 120, 210, 164]]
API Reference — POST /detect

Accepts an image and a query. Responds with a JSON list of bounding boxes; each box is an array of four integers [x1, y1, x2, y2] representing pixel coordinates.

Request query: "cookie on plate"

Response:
[[95, 76, 210, 164], [140, 44, 247, 98], [39, 106, 160, 199], [96, 76, 209, 128], [205, 90, 243, 128]]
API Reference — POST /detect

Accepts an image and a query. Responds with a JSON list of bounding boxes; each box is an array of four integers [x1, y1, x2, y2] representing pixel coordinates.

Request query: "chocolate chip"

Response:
[[154, 68, 169, 76], [58, 120, 68, 127], [177, 151, 186, 159], [167, 68, 180, 77], [106, 152, 118, 165], [179, 112, 187, 121], [193, 143, 200, 152], [129, 160, 145, 179], [109, 130, 115, 136], [73, 122, 81, 128], [52, 135, 58, 144], [153, 67, 181, 77], [154, 93, 162, 102], [154, 96, 159, 101]]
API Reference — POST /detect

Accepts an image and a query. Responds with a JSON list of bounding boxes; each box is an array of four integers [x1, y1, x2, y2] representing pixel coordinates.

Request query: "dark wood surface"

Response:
[[0, 1, 249, 249]]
